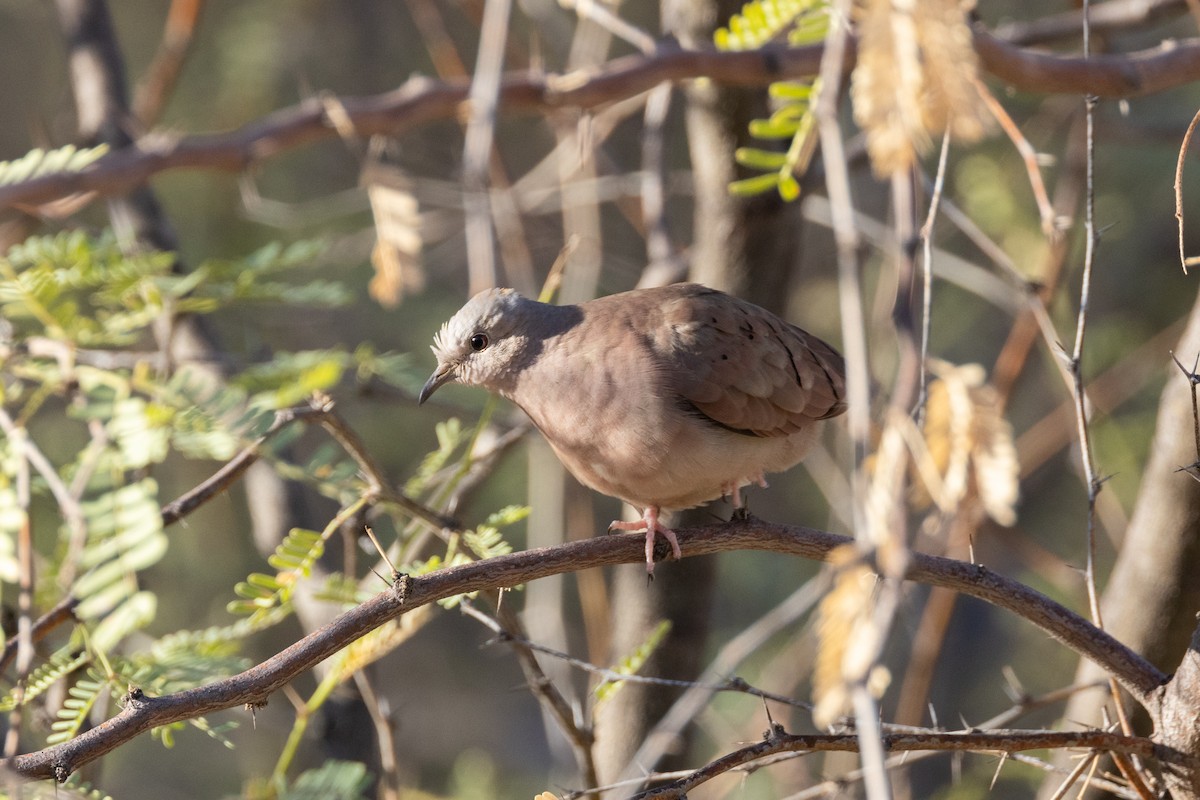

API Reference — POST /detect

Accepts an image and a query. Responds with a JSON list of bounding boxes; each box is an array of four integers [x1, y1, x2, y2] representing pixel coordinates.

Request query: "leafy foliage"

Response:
[[0, 649, 90, 712], [0, 144, 109, 187], [0, 225, 529, 796], [47, 668, 107, 745], [282, 760, 373, 800], [229, 527, 326, 617], [405, 502, 528, 610], [403, 417, 467, 496], [594, 619, 672, 705], [714, 0, 829, 200]]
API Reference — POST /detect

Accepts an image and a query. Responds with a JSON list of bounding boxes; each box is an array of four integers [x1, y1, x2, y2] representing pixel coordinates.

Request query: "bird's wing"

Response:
[[657, 286, 847, 438]]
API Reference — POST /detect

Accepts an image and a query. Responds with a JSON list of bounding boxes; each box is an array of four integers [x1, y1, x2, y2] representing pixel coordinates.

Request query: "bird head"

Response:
[[419, 288, 529, 404]]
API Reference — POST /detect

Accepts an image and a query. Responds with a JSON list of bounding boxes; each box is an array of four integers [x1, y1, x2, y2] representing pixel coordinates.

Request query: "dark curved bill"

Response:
[[418, 363, 456, 405]]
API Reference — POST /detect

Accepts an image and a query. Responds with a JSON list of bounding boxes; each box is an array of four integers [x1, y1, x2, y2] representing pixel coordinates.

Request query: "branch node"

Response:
[[392, 572, 413, 605], [763, 721, 787, 742], [121, 686, 147, 708]]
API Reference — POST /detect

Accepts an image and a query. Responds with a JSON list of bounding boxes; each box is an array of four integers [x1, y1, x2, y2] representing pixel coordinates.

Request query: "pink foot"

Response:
[[609, 506, 680, 575]]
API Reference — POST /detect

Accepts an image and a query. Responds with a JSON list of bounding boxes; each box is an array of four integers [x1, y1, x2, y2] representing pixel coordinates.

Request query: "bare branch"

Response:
[[158, 404, 325, 527], [0, 596, 80, 676], [971, 25, 1200, 97], [9, 28, 1200, 212], [631, 728, 1189, 799], [1174, 107, 1200, 273], [132, 0, 205, 126], [461, 599, 600, 796], [1, 517, 1169, 782]]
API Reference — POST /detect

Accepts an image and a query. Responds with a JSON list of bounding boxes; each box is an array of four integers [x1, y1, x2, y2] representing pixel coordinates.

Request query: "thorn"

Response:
[[1175, 462, 1200, 482], [364, 526, 397, 575], [990, 752, 1009, 791], [761, 693, 776, 729], [1170, 350, 1200, 384]]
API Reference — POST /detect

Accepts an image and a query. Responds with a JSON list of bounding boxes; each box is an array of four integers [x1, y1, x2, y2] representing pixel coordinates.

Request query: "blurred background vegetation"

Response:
[[1, 0, 1199, 798]]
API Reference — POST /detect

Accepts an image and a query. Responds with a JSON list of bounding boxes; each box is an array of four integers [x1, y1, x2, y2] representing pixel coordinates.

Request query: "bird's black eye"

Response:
[[469, 333, 489, 352]]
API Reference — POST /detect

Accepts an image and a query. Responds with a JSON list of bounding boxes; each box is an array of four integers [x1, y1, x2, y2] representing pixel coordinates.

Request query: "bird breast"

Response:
[[505, 322, 821, 511]]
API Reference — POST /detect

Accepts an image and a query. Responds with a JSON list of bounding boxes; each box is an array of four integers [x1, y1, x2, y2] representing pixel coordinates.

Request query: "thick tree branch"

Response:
[[972, 25, 1200, 97], [6, 27, 1200, 211], [2, 517, 1168, 782]]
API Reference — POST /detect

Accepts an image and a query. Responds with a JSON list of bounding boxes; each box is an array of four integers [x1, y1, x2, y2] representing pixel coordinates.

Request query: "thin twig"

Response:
[[974, 77, 1057, 236], [624, 576, 830, 778], [461, 599, 600, 798], [1072, 7, 1151, 791], [988, 110, 1087, 406], [158, 404, 325, 527], [157, 397, 454, 532], [1174, 107, 1200, 273], [351, 671, 400, 800], [633, 729, 1175, 800], [781, 681, 1125, 800], [132, 0, 204, 126], [1006, 752, 1136, 799], [891, 168, 921, 413], [463, 600, 812, 709], [0, 408, 87, 542], [816, 0, 869, 516], [1072, 0, 1104, 635], [1048, 751, 1098, 800], [915, 131, 951, 424], [1170, 351, 1200, 464], [0, 595, 80, 676]]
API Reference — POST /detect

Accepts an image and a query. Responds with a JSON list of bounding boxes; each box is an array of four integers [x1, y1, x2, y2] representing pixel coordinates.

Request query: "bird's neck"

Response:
[[499, 300, 585, 404]]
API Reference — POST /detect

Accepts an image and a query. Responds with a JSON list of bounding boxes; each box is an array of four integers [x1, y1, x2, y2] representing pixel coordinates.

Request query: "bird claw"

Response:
[[610, 507, 680, 576]]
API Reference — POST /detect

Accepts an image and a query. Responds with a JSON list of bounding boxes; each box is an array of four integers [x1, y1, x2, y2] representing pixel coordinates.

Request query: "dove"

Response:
[[418, 283, 847, 575]]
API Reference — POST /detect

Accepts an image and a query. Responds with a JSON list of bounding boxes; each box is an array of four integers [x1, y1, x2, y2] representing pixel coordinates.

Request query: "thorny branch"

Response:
[[461, 599, 600, 798], [0, 516, 1173, 782], [631, 728, 1189, 800]]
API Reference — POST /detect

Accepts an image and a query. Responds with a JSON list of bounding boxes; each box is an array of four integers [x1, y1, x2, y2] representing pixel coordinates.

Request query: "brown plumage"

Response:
[[419, 283, 846, 574]]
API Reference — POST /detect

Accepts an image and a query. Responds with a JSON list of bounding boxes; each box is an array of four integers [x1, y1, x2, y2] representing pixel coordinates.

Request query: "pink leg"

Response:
[[723, 475, 770, 510], [609, 506, 681, 575]]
